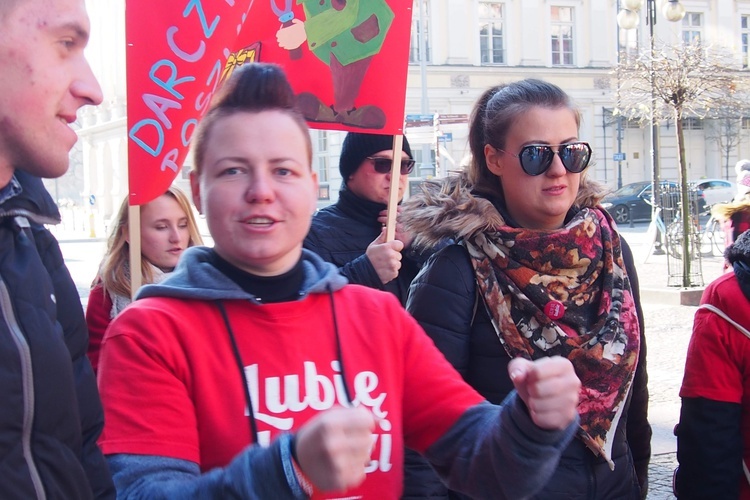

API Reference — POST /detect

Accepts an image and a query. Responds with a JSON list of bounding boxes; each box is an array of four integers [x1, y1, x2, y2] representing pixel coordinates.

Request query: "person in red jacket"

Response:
[[86, 186, 202, 372], [676, 229, 750, 499], [96, 62, 582, 499]]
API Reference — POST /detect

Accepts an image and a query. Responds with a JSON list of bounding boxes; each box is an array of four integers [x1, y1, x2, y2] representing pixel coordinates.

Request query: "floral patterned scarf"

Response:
[[464, 206, 640, 467]]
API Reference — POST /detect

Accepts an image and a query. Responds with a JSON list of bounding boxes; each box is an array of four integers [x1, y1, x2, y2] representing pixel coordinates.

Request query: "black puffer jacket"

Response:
[[400, 180, 650, 500], [0, 172, 114, 499], [304, 187, 429, 305]]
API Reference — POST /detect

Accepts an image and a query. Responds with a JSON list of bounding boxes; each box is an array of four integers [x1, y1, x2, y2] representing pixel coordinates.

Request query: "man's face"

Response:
[[0, 0, 102, 186], [346, 149, 411, 205]]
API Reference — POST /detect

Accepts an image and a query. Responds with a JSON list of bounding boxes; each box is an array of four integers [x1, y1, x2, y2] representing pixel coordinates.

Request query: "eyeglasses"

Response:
[[496, 142, 592, 176], [367, 156, 416, 175]]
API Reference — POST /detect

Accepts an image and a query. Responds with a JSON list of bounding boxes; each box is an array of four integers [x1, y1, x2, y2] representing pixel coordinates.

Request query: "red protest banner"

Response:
[[126, 0, 412, 206], [126, 1, 253, 205], [231, 0, 412, 134]]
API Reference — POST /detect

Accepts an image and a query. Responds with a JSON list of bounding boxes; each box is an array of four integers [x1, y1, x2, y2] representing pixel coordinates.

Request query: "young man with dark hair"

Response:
[[0, 0, 113, 496]]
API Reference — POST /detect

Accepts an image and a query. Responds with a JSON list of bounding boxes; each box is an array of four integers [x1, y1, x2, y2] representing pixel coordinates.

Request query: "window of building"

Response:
[[551, 6, 574, 66], [742, 15, 750, 69], [681, 117, 703, 130], [618, 24, 639, 59], [479, 2, 505, 65], [409, 0, 431, 63], [741, 116, 750, 129], [315, 131, 329, 185], [626, 119, 642, 129], [412, 147, 436, 178], [682, 12, 703, 44]]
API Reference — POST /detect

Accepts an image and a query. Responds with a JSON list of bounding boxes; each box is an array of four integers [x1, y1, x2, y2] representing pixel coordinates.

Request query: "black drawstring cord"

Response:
[[327, 284, 353, 405], [215, 287, 352, 444], [216, 300, 259, 443]]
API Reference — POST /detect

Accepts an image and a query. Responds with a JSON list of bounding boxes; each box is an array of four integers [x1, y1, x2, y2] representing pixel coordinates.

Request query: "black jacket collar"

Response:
[[0, 170, 60, 225], [336, 186, 387, 227]]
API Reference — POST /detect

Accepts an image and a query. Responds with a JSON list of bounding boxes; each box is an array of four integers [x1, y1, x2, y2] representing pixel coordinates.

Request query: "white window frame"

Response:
[[682, 11, 703, 45], [550, 5, 575, 66], [742, 15, 750, 69], [618, 23, 640, 59], [409, 0, 431, 64], [478, 1, 506, 65], [315, 131, 329, 185]]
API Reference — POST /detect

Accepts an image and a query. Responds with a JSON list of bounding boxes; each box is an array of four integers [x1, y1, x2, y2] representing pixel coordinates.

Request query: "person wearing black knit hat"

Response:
[[305, 132, 440, 496], [337, 132, 413, 185], [304, 132, 436, 306], [676, 229, 750, 499]]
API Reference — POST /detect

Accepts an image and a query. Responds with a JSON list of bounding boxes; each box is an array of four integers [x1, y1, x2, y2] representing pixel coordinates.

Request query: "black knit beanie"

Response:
[[339, 133, 413, 183]]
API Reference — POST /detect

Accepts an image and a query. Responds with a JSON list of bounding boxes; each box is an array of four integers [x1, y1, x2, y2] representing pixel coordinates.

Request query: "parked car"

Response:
[[601, 181, 697, 224], [690, 178, 736, 207], [601, 182, 653, 224]]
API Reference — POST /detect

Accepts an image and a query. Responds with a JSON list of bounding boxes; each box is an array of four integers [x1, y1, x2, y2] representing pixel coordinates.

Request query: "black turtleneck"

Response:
[[336, 186, 389, 227], [211, 250, 305, 303]]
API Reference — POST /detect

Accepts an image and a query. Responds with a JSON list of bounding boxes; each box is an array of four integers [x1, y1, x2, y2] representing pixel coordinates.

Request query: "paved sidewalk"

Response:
[[618, 223, 727, 499]]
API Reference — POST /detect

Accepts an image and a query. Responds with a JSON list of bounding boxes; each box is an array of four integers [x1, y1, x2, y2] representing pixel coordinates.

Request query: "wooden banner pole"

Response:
[[128, 204, 142, 299], [385, 134, 404, 242]]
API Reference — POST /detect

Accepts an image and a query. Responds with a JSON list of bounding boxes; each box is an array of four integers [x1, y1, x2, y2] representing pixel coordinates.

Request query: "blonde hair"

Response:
[[96, 186, 203, 298]]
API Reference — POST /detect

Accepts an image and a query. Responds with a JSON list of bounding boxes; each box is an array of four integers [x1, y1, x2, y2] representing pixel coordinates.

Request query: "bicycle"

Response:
[[699, 213, 725, 257], [664, 203, 703, 261]]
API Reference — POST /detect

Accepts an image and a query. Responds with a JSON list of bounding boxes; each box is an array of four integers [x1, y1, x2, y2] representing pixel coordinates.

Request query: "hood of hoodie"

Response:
[[136, 246, 348, 302], [400, 173, 505, 248], [0, 170, 61, 225]]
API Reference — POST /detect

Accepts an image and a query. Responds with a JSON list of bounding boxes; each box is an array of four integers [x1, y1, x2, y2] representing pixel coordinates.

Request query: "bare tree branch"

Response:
[[613, 41, 750, 124], [611, 40, 750, 286]]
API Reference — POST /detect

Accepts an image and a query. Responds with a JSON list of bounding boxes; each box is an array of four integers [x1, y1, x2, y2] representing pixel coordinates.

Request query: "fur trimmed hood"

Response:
[[401, 171, 607, 249], [401, 173, 505, 249]]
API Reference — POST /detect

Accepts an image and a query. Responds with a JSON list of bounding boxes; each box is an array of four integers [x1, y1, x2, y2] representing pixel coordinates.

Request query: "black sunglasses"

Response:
[[367, 156, 416, 175], [496, 142, 592, 176]]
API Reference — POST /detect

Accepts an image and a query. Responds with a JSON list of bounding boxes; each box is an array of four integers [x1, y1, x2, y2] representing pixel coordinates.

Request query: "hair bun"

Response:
[[211, 63, 296, 112]]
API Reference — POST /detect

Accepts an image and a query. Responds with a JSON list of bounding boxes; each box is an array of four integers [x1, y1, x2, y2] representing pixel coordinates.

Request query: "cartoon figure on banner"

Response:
[[275, 0, 394, 129]]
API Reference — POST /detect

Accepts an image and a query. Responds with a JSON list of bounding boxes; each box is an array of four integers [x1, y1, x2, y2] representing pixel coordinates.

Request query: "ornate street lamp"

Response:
[[617, 0, 684, 254]]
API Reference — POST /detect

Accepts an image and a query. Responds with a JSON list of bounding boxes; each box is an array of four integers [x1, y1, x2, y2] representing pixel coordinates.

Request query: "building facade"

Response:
[[70, 0, 750, 228]]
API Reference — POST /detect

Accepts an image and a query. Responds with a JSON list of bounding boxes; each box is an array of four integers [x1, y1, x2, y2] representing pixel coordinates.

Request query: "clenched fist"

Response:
[[294, 406, 376, 492], [508, 356, 580, 431]]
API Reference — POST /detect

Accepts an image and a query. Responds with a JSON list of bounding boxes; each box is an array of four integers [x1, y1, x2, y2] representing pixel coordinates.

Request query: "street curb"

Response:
[[640, 287, 704, 306]]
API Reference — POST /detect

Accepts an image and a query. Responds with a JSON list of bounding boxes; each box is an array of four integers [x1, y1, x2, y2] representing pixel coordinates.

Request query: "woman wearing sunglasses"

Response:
[[400, 79, 650, 500], [304, 132, 432, 307]]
